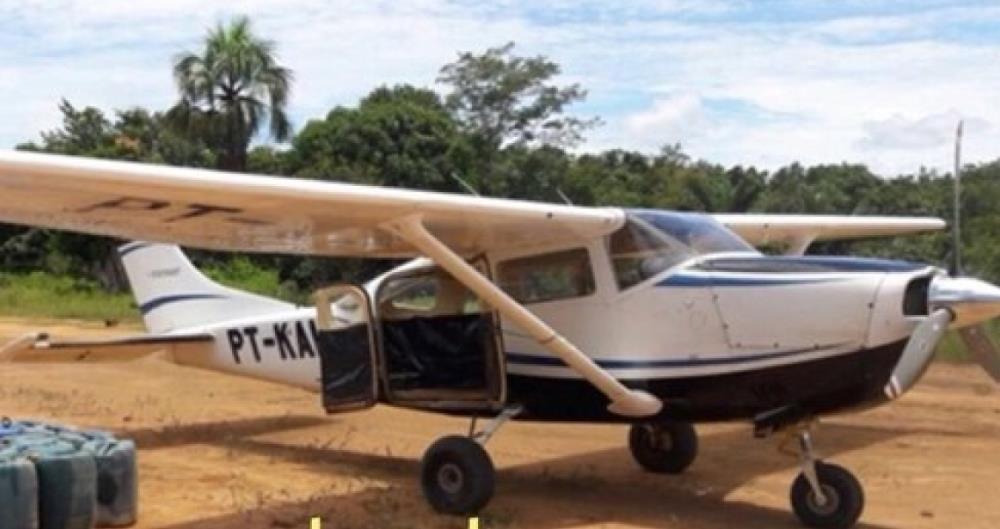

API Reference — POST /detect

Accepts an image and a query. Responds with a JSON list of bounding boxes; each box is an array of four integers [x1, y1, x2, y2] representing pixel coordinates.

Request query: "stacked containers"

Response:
[[0, 418, 139, 529]]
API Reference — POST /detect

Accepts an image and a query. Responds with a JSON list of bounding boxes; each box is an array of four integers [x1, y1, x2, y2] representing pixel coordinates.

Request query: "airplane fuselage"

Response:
[[165, 253, 937, 427]]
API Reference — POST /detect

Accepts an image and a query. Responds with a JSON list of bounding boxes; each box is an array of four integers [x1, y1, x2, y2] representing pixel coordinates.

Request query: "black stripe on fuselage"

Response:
[[499, 339, 906, 423]]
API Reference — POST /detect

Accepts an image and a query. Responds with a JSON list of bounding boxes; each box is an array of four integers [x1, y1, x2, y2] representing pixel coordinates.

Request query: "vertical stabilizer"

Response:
[[118, 242, 293, 334]]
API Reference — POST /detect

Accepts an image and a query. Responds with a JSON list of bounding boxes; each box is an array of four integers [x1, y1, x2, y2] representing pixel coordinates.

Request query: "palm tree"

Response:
[[170, 16, 292, 171]]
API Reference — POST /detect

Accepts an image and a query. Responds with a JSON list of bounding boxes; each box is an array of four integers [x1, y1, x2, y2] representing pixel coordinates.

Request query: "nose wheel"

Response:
[[628, 421, 698, 474], [788, 429, 864, 529]]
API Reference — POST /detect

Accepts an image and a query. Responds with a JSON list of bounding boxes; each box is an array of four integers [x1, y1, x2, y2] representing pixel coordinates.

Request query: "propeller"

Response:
[[939, 277, 1000, 383], [885, 276, 1000, 398], [887, 121, 1000, 398], [947, 120, 1000, 383], [958, 325, 1000, 381], [885, 308, 952, 398]]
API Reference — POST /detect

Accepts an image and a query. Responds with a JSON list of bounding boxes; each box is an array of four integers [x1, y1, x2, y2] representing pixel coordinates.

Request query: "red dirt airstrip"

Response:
[[2, 317, 1000, 529]]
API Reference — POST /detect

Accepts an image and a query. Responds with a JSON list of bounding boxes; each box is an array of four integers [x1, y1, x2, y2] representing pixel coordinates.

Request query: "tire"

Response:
[[420, 435, 495, 515], [628, 422, 698, 474], [791, 462, 864, 529]]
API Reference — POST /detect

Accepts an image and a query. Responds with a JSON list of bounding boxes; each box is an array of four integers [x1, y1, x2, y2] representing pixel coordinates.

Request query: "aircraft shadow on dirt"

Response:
[[145, 415, 903, 529]]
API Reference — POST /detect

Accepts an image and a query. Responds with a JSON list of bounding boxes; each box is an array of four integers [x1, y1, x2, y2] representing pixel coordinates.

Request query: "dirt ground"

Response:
[[3, 317, 1000, 529]]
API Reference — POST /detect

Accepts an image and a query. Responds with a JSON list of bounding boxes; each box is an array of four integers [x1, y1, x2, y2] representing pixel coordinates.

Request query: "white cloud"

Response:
[[859, 112, 966, 150], [624, 93, 707, 141], [2, 0, 1000, 176]]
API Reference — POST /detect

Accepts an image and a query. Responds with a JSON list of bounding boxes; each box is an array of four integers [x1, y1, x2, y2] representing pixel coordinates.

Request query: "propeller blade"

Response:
[[958, 324, 1000, 382], [885, 308, 952, 399]]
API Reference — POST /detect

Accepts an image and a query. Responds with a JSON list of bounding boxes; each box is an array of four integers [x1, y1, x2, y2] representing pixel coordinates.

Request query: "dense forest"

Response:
[[2, 17, 997, 308]]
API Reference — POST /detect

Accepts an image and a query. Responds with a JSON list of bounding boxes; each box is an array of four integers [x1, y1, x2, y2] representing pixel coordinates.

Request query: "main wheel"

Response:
[[420, 435, 495, 515], [790, 462, 864, 529], [628, 422, 698, 474]]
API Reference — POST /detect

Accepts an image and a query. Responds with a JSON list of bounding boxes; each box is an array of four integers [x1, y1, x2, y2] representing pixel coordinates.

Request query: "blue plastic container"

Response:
[[14, 434, 97, 529], [0, 439, 39, 529], [82, 437, 138, 527]]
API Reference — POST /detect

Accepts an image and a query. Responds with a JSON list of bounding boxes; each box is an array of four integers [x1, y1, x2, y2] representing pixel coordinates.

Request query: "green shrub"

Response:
[[201, 257, 306, 303], [0, 272, 137, 321]]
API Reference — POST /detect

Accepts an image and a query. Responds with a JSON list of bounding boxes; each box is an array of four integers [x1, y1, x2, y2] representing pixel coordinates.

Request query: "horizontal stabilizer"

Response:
[[0, 332, 213, 363]]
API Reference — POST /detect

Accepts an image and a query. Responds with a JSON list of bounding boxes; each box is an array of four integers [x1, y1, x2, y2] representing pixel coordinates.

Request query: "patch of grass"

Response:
[[0, 259, 304, 323], [0, 271, 138, 321]]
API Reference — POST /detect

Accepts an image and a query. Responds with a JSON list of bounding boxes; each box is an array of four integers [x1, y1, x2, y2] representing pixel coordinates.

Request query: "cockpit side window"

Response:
[[497, 248, 596, 305], [608, 218, 692, 290]]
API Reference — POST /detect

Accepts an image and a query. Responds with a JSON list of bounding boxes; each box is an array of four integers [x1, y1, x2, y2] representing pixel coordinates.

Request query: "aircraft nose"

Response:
[[929, 276, 1000, 328]]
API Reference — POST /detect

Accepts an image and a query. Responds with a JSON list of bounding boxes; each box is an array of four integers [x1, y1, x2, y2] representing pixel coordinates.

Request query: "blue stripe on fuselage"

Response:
[[781, 256, 924, 272], [506, 343, 847, 369], [139, 293, 225, 315], [657, 274, 846, 287], [118, 242, 152, 258], [703, 255, 926, 274]]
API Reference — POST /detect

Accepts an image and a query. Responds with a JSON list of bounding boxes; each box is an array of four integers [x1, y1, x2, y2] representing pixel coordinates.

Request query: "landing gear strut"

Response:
[[420, 406, 522, 515], [787, 428, 864, 529], [628, 421, 698, 474]]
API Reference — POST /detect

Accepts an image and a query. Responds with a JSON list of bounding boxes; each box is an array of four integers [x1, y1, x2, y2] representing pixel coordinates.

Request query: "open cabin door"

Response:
[[375, 260, 506, 412], [314, 285, 378, 413]]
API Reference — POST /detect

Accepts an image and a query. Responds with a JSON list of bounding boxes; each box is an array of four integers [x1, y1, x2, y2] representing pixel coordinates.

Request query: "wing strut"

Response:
[[383, 215, 662, 418]]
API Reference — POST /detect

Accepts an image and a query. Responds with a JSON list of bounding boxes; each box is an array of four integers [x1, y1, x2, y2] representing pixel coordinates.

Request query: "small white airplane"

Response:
[[1, 150, 999, 529]]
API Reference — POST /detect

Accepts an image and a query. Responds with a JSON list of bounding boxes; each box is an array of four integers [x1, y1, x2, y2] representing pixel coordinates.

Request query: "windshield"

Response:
[[608, 210, 756, 290], [632, 210, 756, 255]]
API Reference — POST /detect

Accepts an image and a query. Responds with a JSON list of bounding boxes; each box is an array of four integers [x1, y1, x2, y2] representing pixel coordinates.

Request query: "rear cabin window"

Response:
[[497, 248, 596, 304], [609, 219, 692, 290], [380, 270, 484, 318]]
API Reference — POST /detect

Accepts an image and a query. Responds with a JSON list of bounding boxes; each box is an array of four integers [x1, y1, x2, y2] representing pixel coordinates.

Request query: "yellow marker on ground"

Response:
[[468, 517, 480, 529], [310, 517, 321, 529]]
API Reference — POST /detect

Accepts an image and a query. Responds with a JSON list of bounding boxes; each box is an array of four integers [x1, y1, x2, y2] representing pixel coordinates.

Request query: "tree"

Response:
[[679, 164, 766, 213], [292, 85, 467, 191], [10, 101, 215, 289], [32, 99, 112, 155], [170, 16, 292, 172], [438, 42, 598, 150]]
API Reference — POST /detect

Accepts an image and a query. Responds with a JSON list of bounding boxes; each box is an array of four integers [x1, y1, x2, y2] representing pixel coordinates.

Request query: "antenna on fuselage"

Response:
[[555, 187, 574, 206], [449, 172, 481, 196], [951, 120, 964, 276]]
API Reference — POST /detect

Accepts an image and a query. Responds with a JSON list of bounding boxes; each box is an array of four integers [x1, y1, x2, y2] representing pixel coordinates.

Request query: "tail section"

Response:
[[118, 242, 294, 334]]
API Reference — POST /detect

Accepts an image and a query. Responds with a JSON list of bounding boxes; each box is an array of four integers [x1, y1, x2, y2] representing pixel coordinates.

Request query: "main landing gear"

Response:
[[420, 406, 522, 515], [628, 421, 699, 474], [785, 426, 864, 529]]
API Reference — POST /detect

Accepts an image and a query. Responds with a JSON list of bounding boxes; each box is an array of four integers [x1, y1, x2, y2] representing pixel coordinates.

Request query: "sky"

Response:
[[1, 0, 998, 176]]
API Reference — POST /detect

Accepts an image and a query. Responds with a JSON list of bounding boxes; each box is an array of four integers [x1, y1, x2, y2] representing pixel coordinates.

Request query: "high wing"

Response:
[[0, 151, 945, 418], [0, 332, 214, 363], [713, 214, 946, 255], [0, 151, 621, 258]]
